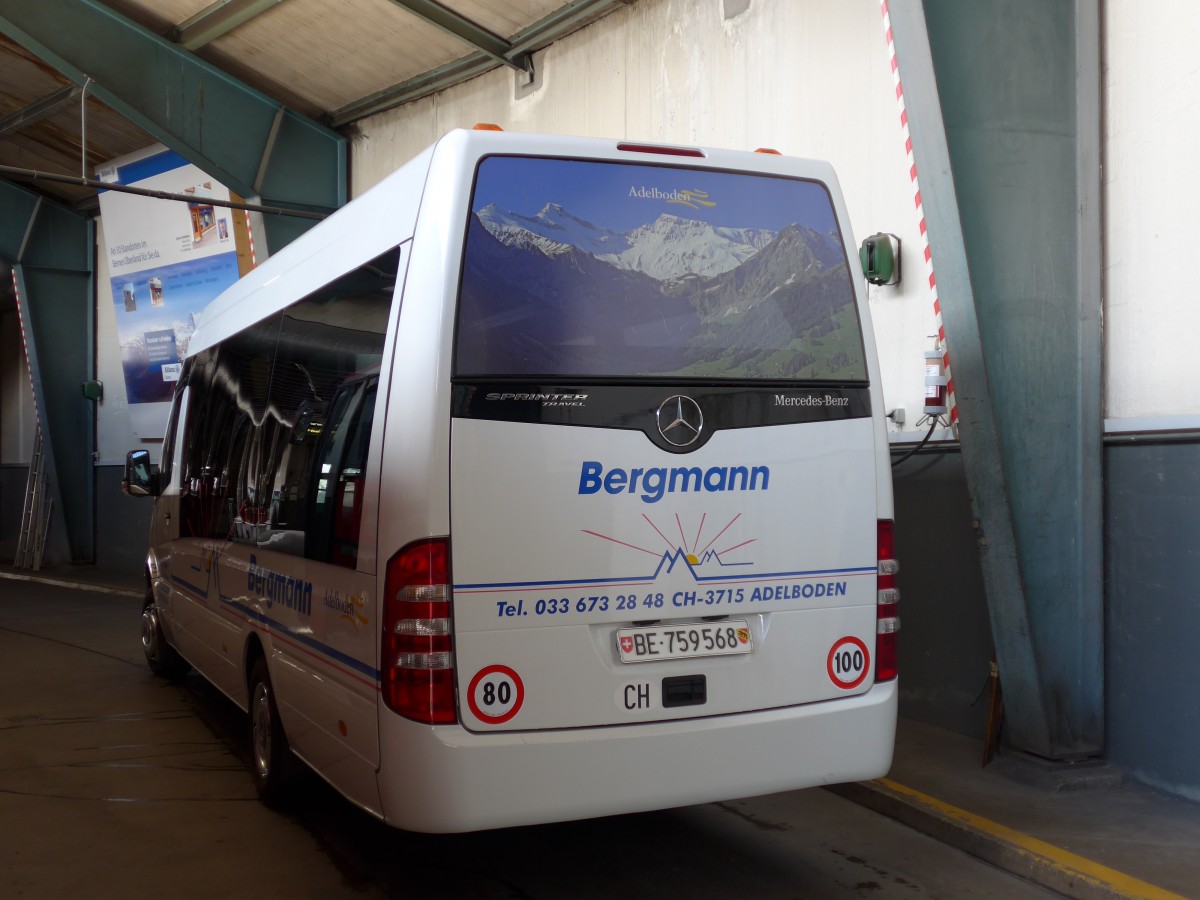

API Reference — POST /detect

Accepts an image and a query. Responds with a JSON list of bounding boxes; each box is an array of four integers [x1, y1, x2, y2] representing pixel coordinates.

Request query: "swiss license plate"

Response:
[[616, 620, 752, 663]]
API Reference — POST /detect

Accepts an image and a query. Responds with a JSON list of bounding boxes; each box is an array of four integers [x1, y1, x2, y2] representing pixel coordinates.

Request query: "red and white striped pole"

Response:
[[880, 0, 958, 427], [244, 209, 257, 268]]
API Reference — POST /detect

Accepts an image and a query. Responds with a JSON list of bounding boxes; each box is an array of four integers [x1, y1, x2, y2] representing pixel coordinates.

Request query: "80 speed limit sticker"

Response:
[[467, 664, 525, 725], [827, 636, 870, 689]]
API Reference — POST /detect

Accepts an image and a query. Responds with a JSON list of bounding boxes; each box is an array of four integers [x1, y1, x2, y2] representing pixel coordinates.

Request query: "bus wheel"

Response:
[[249, 658, 294, 805], [141, 596, 188, 679]]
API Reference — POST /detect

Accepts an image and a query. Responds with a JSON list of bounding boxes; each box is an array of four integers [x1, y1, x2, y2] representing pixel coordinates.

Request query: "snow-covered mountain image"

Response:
[[478, 202, 775, 281], [477, 202, 628, 259], [458, 158, 865, 381], [605, 215, 775, 281]]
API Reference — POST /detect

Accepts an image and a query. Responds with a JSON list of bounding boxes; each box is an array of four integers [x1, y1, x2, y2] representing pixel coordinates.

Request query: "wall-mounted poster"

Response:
[[97, 146, 247, 437]]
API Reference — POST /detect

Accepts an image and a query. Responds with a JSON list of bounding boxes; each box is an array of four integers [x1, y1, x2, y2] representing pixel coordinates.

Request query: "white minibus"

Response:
[[124, 127, 899, 832]]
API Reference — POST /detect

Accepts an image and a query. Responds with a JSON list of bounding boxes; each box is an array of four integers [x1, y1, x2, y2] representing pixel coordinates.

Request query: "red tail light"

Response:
[[382, 538, 456, 724], [876, 520, 900, 682]]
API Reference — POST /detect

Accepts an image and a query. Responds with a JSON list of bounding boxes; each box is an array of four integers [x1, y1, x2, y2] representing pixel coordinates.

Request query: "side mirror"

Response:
[[123, 449, 158, 497]]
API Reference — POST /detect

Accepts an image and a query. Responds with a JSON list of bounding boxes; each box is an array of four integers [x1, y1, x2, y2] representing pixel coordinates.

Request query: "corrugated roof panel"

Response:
[[201, 0, 480, 114], [0, 1, 625, 206], [0, 33, 153, 206], [0, 34, 70, 105], [0, 100, 152, 206]]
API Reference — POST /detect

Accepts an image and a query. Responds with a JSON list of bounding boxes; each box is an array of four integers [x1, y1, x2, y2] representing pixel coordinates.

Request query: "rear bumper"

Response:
[[376, 679, 897, 832]]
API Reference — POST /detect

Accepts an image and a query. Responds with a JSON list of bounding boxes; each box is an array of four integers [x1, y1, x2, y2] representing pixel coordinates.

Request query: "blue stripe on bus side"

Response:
[[171, 574, 210, 599], [455, 565, 877, 592], [220, 595, 380, 680], [169, 574, 379, 680]]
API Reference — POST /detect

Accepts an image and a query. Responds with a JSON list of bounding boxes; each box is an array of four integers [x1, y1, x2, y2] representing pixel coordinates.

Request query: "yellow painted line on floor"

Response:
[[876, 777, 1186, 900]]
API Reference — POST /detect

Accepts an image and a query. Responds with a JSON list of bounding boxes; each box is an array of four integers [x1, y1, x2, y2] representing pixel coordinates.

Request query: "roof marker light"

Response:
[[755, 148, 782, 155], [473, 123, 504, 131]]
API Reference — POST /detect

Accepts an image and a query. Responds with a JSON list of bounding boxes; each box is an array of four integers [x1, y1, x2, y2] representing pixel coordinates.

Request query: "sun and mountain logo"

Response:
[[583, 512, 755, 580], [324, 589, 368, 630]]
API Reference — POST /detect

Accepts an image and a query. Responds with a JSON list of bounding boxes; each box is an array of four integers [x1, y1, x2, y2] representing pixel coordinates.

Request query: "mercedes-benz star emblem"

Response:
[[656, 395, 704, 447]]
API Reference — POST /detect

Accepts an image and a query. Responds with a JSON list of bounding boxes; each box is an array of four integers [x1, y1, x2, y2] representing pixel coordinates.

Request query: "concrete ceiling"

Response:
[[0, 0, 630, 212]]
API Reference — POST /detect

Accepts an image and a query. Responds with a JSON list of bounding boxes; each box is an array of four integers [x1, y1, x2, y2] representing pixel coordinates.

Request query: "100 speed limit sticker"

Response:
[[827, 636, 870, 689], [467, 664, 525, 724]]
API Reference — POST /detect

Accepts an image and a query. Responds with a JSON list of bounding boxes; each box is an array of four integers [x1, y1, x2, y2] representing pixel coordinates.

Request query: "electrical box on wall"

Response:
[[860, 232, 901, 286], [924, 350, 948, 415]]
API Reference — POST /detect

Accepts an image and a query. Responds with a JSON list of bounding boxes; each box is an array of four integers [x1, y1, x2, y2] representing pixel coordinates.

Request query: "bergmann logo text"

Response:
[[248, 554, 313, 616], [578, 460, 769, 504]]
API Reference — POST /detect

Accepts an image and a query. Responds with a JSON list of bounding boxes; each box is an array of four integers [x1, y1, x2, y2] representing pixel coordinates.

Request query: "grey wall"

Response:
[[1106, 440, 1200, 802], [893, 450, 993, 740], [94, 464, 152, 576], [2, 464, 150, 575], [892, 438, 1200, 802], [1, 464, 27, 563]]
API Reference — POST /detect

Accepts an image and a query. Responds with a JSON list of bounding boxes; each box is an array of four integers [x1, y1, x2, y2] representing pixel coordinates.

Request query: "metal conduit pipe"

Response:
[[0, 163, 328, 220]]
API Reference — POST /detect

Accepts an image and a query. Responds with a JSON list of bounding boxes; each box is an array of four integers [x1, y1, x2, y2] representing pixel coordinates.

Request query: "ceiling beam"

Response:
[[0, 84, 81, 137], [170, 0, 288, 51], [385, 0, 530, 73], [333, 0, 630, 125]]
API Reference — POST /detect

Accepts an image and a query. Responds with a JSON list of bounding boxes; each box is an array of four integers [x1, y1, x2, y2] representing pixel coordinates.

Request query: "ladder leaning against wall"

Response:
[[14, 427, 52, 570]]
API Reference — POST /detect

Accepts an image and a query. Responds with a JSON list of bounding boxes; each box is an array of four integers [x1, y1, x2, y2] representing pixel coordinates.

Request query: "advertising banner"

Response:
[[97, 146, 246, 437]]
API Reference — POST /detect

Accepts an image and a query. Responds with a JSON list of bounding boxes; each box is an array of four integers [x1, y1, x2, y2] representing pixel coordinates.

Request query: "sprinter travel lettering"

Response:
[[578, 460, 770, 504], [247, 554, 313, 616]]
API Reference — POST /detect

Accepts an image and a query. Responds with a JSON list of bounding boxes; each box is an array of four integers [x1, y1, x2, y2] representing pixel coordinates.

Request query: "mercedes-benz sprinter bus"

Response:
[[125, 127, 899, 832]]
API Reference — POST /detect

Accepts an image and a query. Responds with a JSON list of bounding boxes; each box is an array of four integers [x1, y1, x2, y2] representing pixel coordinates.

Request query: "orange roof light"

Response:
[[473, 123, 504, 131], [755, 148, 782, 155]]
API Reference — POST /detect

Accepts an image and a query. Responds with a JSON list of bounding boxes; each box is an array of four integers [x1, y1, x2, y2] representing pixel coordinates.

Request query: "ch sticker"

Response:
[[827, 636, 870, 690], [467, 664, 524, 724]]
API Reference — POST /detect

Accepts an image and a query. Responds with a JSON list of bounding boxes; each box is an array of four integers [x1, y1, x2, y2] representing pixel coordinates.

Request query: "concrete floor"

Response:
[[2, 566, 1197, 898]]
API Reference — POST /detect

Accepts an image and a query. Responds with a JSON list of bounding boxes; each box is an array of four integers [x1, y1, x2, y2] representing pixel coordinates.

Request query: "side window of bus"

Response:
[[158, 360, 191, 489], [179, 321, 279, 540], [246, 248, 397, 564], [178, 351, 217, 539], [305, 378, 378, 566]]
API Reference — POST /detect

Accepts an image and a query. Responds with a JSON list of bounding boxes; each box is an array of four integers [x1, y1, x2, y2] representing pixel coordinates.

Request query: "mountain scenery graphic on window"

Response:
[[456, 156, 865, 381]]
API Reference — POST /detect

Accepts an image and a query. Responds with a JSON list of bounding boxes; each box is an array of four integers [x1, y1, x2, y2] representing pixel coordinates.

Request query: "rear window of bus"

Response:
[[455, 155, 866, 382]]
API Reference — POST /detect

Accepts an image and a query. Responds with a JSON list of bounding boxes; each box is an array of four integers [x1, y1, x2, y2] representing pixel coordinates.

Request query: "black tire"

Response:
[[141, 596, 189, 679], [248, 657, 294, 806]]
